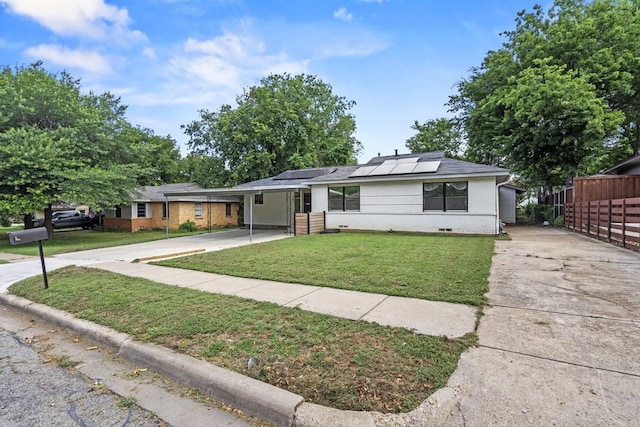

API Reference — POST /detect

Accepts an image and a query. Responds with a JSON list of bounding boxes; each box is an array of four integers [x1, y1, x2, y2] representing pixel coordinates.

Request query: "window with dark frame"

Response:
[[254, 194, 264, 204], [225, 203, 232, 217], [115, 206, 122, 218], [328, 186, 360, 211], [136, 203, 146, 218], [423, 181, 468, 211], [162, 203, 169, 218]]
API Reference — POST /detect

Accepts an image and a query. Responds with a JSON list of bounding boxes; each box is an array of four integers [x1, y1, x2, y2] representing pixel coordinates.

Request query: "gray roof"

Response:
[[602, 154, 640, 175], [235, 151, 509, 189], [133, 183, 239, 203]]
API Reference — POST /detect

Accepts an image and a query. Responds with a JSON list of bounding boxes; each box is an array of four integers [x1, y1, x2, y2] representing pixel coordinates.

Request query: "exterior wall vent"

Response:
[[338, 224, 349, 229], [438, 228, 453, 232]]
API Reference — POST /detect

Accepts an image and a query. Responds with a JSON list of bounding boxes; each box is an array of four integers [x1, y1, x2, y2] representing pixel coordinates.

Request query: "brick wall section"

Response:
[[105, 201, 239, 232]]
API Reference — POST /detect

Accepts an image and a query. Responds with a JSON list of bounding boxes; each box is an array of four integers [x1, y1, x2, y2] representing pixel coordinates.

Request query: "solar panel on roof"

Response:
[[368, 164, 396, 176], [349, 165, 377, 177], [349, 160, 441, 178], [382, 157, 418, 166], [389, 163, 418, 174], [413, 161, 441, 173]]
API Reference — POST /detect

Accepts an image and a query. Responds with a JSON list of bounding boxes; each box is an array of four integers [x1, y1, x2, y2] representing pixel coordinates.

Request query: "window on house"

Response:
[[195, 202, 203, 218], [162, 203, 169, 218], [137, 203, 147, 218], [254, 194, 264, 204], [328, 186, 360, 211], [225, 203, 232, 217], [423, 181, 468, 211], [115, 206, 122, 218]]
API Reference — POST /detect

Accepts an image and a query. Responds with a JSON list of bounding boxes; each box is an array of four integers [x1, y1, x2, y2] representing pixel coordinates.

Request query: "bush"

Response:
[[523, 203, 553, 224], [0, 211, 13, 227], [553, 215, 564, 227], [178, 219, 197, 232]]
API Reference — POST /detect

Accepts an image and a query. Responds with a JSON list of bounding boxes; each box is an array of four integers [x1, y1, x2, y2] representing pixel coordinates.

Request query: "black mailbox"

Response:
[[8, 227, 49, 245], [7, 226, 49, 289]]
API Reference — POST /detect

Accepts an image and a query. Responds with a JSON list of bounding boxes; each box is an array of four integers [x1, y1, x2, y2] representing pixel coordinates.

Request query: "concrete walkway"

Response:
[[90, 261, 476, 339], [428, 226, 640, 426]]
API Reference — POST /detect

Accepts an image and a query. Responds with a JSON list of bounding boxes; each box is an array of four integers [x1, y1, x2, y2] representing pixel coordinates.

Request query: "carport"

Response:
[[163, 185, 310, 242]]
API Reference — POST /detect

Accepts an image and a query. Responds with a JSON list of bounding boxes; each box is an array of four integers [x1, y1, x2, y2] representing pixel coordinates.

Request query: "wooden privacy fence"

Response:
[[294, 211, 325, 235], [565, 197, 640, 251]]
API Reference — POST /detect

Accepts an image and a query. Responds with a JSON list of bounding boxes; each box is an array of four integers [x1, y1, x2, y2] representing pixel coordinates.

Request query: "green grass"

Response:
[[157, 232, 495, 305], [0, 228, 234, 256], [9, 267, 476, 413]]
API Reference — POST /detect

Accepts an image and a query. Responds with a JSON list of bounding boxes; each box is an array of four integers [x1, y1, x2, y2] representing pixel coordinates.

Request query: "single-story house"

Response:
[[164, 151, 511, 235], [103, 183, 239, 232]]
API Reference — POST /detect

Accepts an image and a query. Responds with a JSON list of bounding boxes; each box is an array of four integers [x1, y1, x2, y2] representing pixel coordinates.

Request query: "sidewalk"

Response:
[[90, 261, 476, 339]]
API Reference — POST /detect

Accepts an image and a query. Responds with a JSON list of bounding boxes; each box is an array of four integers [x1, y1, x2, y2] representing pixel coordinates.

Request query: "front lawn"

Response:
[[157, 232, 495, 306], [0, 228, 230, 256], [9, 267, 476, 413]]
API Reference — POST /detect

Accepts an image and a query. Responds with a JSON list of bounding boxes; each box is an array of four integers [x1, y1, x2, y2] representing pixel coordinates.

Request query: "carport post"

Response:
[[249, 194, 253, 243]]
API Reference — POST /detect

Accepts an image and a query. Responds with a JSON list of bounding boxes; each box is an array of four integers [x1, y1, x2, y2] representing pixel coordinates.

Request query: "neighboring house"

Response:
[[165, 152, 510, 235], [498, 182, 526, 224], [103, 183, 239, 232], [602, 153, 640, 175]]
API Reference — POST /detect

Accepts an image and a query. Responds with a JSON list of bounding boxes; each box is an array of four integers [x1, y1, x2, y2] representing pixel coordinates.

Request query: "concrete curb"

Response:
[[0, 292, 460, 427], [0, 293, 302, 426]]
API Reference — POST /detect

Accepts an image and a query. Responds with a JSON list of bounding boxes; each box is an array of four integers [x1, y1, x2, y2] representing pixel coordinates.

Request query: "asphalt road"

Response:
[[0, 328, 166, 427]]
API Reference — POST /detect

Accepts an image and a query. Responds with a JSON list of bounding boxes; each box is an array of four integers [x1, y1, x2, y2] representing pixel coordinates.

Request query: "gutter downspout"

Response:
[[496, 180, 509, 235]]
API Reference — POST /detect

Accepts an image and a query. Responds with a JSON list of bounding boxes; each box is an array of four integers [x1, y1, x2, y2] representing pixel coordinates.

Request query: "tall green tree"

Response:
[[405, 117, 463, 158], [0, 63, 155, 233], [178, 153, 230, 188], [183, 73, 361, 185], [450, 0, 640, 186]]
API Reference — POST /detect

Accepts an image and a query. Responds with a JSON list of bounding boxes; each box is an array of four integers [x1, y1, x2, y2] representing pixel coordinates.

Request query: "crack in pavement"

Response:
[[478, 344, 640, 379]]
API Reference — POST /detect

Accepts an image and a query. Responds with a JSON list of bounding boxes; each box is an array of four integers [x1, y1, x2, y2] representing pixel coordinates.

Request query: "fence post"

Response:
[[622, 198, 626, 248], [587, 202, 591, 236], [607, 199, 612, 242], [596, 200, 600, 239]]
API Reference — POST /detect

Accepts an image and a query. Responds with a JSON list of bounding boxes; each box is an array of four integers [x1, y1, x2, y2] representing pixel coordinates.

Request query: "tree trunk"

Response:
[[23, 213, 33, 229], [45, 205, 53, 239]]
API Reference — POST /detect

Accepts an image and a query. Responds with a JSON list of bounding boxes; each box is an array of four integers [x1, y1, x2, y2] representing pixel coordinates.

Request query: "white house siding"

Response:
[[243, 192, 292, 227], [103, 204, 132, 218], [499, 187, 517, 224], [314, 177, 499, 234]]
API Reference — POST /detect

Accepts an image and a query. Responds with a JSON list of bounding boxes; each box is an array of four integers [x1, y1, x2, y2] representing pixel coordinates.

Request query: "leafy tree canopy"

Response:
[[405, 117, 464, 158], [0, 63, 178, 228], [183, 73, 362, 186], [449, 0, 640, 187]]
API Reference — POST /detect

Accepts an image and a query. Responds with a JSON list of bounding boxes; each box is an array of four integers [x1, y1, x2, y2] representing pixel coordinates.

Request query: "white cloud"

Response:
[[1, 0, 147, 44], [25, 44, 112, 74], [169, 30, 309, 92], [142, 47, 157, 60], [333, 7, 353, 22]]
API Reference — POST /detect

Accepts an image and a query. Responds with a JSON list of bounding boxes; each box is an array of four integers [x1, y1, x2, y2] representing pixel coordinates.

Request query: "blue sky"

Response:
[[0, 0, 538, 163]]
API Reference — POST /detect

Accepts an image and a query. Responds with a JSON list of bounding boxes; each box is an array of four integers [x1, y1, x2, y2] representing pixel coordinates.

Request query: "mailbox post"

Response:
[[8, 227, 50, 289]]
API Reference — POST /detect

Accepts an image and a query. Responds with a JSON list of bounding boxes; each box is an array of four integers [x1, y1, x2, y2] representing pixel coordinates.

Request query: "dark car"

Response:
[[33, 210, 98, 230]]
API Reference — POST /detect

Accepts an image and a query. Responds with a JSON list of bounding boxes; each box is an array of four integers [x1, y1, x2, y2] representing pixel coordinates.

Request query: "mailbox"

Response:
[[7, 226, 49, 289], [8, 227, 49, 245]]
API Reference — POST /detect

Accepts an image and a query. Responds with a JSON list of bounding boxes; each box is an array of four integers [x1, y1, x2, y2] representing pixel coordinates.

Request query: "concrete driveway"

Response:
[[440, 226, 640, 426], [0, 229, 290, 292]]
